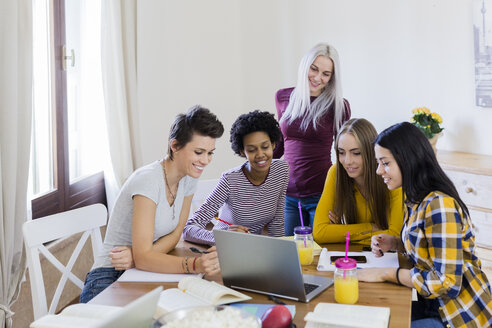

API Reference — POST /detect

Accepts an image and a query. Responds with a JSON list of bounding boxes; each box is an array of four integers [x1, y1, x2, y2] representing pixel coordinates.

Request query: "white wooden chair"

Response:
[[191, 179, 220, 213], [191, 179, 223, 227], [23, 203, 107, 320]]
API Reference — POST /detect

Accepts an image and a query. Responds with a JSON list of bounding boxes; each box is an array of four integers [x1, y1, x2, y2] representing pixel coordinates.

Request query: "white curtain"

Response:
[[0, 1, 32, 327], [101, 0, 139, 211]]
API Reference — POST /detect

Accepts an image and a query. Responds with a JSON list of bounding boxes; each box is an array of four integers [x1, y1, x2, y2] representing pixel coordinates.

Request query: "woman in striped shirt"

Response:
[[183, 110, 289, 245], [359, 122, 492, 328]]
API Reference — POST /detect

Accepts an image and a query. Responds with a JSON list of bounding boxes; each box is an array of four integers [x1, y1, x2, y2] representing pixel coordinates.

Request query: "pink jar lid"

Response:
[[335, 257, 357, 269]]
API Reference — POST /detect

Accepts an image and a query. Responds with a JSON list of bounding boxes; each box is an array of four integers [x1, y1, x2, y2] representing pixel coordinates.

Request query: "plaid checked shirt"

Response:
[[403, 191, 492, 328]]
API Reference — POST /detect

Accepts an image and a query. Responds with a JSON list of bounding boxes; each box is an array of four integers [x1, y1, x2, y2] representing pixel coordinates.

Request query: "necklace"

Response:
[[162, 159, 177, 220]]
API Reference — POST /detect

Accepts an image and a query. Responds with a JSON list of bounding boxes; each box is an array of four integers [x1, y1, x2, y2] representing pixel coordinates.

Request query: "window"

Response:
[[30, 0, 108, 219]]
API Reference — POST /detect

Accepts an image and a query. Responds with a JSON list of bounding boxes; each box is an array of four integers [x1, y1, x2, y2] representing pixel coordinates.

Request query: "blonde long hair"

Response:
[[280, 43, 345, 132], [334, 118, 389, 229]]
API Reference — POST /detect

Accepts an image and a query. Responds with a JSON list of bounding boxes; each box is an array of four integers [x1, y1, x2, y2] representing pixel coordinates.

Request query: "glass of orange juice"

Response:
[[294, 226, 314, 265], [334, 257, 359, 304]]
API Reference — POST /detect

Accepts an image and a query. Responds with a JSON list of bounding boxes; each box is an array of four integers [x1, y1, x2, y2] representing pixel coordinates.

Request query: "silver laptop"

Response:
[[95, 286, 162, 328], [213, 229, 333, 302]]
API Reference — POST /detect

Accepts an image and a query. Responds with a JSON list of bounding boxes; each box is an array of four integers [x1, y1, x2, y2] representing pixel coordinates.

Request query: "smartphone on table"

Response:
[[330, 255, 367, 264]]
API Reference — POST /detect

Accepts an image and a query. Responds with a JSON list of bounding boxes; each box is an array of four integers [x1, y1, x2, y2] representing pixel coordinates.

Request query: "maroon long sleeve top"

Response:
[[273, 87, 351, 198]]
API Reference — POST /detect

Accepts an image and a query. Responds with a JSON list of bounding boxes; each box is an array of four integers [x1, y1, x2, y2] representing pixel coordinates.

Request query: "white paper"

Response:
[[304, 302, 390, 328], [317, 248, 399, 271], [117, 268, 200, 282]]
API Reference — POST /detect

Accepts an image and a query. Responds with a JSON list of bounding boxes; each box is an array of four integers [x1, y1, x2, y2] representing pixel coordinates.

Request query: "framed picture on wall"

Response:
[[474, 0, 492, 107]]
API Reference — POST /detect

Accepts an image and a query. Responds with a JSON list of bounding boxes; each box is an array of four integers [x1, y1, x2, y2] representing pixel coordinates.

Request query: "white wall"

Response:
[[138, 0, 492, 180]]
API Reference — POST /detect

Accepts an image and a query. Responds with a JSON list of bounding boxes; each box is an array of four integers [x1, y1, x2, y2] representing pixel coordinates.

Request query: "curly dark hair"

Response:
[[230, 110, 282, 156], [168, 105, 224, 160]]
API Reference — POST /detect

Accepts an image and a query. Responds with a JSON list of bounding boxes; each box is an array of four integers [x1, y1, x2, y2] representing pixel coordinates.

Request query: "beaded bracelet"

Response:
[[184, 256, 190, 274], [192, 257, 197, 272], [396, 267, 402, 285]]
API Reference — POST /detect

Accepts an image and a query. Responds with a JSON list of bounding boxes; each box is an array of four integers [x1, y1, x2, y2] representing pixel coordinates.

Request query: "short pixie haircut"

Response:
[[230, 110, 282, 156], [168, 105, 224, 160]]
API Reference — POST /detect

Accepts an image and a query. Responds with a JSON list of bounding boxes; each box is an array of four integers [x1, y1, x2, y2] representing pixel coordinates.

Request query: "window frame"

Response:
[[31, 0, 107, 219]]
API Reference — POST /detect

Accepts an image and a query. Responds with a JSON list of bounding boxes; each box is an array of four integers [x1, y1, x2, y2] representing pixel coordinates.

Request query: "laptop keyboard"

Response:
[[304, 282, 318, 294]]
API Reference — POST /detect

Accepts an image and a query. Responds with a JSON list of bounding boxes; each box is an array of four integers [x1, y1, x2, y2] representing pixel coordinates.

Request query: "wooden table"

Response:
[[90, 241, 412, 327]]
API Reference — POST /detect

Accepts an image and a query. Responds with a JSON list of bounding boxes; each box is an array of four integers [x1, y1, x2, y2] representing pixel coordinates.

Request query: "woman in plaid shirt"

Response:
[[359, 122, 492, 328]]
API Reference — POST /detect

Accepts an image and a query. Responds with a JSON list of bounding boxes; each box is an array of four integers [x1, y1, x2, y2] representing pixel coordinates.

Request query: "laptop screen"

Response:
[[95, 286, 162, 328], [213, 229, 333, 302]]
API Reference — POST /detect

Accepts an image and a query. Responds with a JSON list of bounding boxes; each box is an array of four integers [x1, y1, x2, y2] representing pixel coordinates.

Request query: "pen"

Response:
[[189, 247, 210, 254], [268, 295, 286, 305], [376, 236, 384, 256]]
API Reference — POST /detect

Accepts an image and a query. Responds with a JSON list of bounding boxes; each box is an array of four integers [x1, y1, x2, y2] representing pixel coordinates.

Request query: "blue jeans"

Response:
[[411, 297, 445, 328], [284, 194, 321, 236], [411, 318, 445, 328], [79, 267, 124, 303]]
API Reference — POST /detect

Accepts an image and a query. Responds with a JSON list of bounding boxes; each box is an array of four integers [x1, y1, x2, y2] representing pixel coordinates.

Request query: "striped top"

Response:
[[183, 159, 289, 245], [403, 191, 492, 327]]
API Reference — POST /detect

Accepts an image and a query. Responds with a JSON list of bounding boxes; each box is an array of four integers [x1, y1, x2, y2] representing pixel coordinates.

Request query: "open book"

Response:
[[304, 302, 390, 328], [155, 276, 251, 318]]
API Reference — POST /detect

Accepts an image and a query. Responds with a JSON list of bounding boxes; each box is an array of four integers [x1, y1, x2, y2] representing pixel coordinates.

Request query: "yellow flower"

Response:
[[431, 112, 442, 124], [410, 106, 444, 139]]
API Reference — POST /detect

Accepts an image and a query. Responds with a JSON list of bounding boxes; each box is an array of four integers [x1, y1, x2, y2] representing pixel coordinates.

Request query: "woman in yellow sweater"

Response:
[[313, 118, 403, 245]]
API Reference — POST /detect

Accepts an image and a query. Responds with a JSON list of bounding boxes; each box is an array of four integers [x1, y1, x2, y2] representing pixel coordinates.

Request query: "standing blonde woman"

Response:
[[80, 105, 224, 303], [274, 43, 351, 235]]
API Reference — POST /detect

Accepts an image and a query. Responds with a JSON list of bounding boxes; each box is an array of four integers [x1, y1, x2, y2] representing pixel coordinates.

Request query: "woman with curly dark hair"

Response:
[[183, 110, 289, 245]]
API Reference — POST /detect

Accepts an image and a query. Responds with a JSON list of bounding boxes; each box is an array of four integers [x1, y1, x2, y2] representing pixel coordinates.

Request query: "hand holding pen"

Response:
[[189, 246, 220, 276], [216, 217, 250, 233]]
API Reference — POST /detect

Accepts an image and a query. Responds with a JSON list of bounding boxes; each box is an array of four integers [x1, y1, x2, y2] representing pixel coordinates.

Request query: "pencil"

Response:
[[215, 217, 250, 233], [216, 217, 232, 226]]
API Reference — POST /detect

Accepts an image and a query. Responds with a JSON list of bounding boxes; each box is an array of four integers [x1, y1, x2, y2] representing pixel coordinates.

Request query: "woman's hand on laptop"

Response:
[[110, 246, 135, 270], [227, 225, 250, 234], [197, 246, 221, 276]]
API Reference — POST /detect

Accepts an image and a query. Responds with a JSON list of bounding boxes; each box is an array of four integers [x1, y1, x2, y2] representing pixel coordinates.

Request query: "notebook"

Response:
[[304, 302, 390, 328], [213, 229, 333, 302], [94, 286, 162, 328]]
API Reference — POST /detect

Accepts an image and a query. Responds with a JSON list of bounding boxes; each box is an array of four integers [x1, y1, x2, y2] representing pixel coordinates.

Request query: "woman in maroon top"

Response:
[[274, 43, 351, 235]]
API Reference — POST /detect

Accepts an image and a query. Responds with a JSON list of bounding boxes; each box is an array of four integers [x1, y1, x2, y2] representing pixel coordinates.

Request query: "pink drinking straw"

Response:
[[298, 201, 307, 247], [345, 231, 350, 262], [344, 231, 350, 279]]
